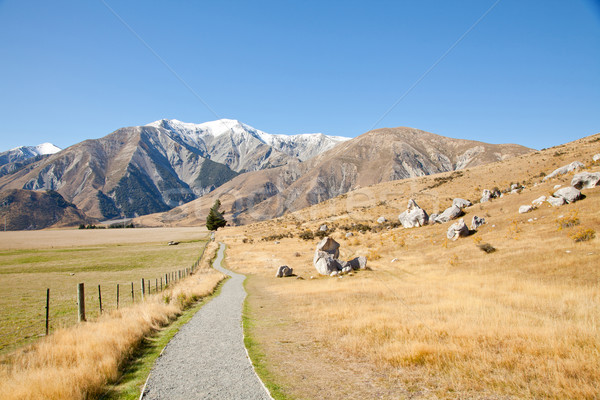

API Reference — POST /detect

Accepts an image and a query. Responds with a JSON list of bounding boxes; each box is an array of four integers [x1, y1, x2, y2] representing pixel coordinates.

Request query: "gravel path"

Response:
[[141, 243, 272, 400]]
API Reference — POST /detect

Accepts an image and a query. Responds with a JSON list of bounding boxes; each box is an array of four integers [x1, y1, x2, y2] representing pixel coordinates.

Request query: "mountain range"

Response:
[[0, 120, 349, 221]]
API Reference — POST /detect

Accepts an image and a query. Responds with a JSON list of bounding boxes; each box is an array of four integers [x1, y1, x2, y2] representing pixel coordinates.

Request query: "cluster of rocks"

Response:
[[543, 161, 584, 181], [480, 189, 501, 203], [395, 198, 484, 241], [313, 237, 367, 276]]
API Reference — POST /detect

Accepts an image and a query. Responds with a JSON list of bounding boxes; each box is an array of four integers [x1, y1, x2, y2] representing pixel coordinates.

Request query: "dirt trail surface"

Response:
[[141, 243, 272, 400]]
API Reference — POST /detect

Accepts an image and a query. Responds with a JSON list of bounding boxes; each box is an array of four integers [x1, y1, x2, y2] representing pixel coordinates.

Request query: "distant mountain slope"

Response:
[[0, 119, 346, 221], [136, 126, 533, 226], [0, 143, 61, 167], [0, 189, 92, 230]]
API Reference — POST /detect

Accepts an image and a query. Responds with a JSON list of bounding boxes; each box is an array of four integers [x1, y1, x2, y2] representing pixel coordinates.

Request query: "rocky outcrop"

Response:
[[480, 189, 500, 203], [532, 196, 546, 207], [543, 161, 584, 181], [398, 199, 428, 228], [554, 187, 582, 203], [276, 265, 293, 278], [447, 219, 469, 240], [571, 172, 600, 190], [433, 205, 463, 223]]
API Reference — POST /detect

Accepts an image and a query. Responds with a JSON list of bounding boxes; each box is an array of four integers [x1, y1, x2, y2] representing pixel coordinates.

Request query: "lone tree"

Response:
[[206, 199, 227, 231]]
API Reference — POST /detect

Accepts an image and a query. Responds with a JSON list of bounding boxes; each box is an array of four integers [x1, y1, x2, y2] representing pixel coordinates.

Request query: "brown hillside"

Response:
[[135, 126, 532, 226], [0, 189, 94, 230], [215, 132, 600, 399]]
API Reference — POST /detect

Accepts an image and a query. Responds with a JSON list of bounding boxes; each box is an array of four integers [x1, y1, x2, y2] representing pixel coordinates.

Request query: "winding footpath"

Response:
[[141, 243, 272, 400]]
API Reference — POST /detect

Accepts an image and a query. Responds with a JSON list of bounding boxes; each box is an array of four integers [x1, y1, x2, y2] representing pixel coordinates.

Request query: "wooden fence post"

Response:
[[77, 283, 86, 322], [45, 288, 50, 335], [141, 278, 145, 301], [98, 284, 102, 314], [117, 283, 120, 309]]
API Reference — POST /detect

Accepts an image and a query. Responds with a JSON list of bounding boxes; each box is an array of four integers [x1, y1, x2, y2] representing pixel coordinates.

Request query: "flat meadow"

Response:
[[0, 227, 209, 354]]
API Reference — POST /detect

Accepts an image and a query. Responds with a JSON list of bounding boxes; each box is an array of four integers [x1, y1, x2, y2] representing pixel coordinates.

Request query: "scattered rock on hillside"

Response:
[[571, 172, 600, 190], [313, 237, 367, 276], [276, 265, 293, 278], [480, 189, 500, 203], [543, 161, 584, 181], [447, 219, 469, 240], [471, 215, 486, 230], [434, 205, 463, 223], [341, 266, 353, 275], [345, 232, 354, 238], [349, 256, 368, 270], [319, 224, 328, 232], [519, 205, 533, 214], [593, 154, 600, 162], [532, 196, 546, 207], [553, 187, 582, 203], [398, 199, 429, 228], [453, 198, 472, 209], [547, 196, 566, 207], [377, 216, 387, 224]]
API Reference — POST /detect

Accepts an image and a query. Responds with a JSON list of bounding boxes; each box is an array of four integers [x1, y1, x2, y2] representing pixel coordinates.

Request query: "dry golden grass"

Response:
[[218, 137, 600, 399], [0, 245, 225, 400]]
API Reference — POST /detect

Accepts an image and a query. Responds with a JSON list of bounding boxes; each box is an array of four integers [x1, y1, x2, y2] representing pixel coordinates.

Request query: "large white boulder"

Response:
[[571, 172, 600, 190], [546, 196, 566, 207], [519, 205, 533, 214], [398, 199, 429, 228], [553, 187, 582, 204]]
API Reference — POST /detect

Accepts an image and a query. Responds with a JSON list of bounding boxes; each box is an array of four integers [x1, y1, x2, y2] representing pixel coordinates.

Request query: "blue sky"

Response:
[[0, 0, 598, 151]]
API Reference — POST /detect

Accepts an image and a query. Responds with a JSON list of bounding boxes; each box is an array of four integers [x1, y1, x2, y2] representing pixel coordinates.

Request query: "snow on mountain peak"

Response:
[[33, 143, 61, 155]]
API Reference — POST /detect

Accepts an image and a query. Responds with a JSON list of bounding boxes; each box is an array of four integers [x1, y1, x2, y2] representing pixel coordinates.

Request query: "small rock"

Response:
[[345, 232, 354, 238], [531, 196, 546, 207], [471, 215, 486, 230], [593, 153, 600, 162], [319, 224, 328, 232], [330, 270, 339, 277], [391, 258, 398, 263], [296, 276, 304, 280], [276, 265, 293, 278], [310, 276, 315, 280], [377, 216, 387, 224], [480, 189, 492, 203], [274, 241, 280, 244], [547, 196, 566, 207], [341, 266, 352, 274], [553, 186, 582, 203], [453, 198, 472, 209], [554, 185, 562, 190], [571, 172, 600, 190], [519, 205, 533, 214], [528, 218, 534, 222], [349, 256, 368, 270]]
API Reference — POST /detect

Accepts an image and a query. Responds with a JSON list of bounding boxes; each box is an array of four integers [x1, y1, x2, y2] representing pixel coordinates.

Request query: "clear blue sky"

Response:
[[0, 0, 599, 151]]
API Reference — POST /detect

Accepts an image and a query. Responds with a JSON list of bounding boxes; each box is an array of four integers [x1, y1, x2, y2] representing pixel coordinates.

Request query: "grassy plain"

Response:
[[221, 136, 600, 399], [0, 227, 209, 354]]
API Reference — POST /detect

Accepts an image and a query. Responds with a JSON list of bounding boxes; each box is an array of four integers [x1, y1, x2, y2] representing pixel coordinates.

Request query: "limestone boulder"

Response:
[[532, 196, 546, 207], [377, 216, 387, 224], [547, 196, 566, 207], [446, 219, 469, 240], [543, 161, 584, 181], [434, 205, 463, 223], [519, 205, 533, 214], [553, 187, 582, 204], [315, 253, 341, 276], [571, 172, 600, 190], [453, 198, 472, 209], [349, 256, 368, 270], [398, 199, 428, 228], [319, 224, 328, 232], [593, 154, 600, 162]]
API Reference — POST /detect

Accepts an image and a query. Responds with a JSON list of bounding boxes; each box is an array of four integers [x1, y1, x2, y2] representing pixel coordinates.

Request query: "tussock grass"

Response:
[[0, 256, 224, 400]]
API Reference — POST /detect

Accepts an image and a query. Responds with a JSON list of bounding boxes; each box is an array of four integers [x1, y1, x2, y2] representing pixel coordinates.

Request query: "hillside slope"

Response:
[[136, 126, 532, 226]]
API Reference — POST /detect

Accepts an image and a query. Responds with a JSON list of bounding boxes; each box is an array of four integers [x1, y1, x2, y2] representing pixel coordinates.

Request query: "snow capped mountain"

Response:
[[0, 143, 61, 167], [147, 118, 350, 164]]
